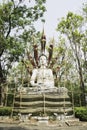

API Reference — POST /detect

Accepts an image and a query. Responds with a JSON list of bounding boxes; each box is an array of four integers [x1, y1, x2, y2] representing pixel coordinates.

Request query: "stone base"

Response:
[[17, 86, 68, 96], [14, 87, 73, 118]]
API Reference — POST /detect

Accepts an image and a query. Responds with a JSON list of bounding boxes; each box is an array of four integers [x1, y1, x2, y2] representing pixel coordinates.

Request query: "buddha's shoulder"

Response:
[[32, 68, 38, 72]]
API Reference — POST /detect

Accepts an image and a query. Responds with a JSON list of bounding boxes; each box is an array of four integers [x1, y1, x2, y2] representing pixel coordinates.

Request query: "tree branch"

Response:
[[6, 15, 11, 39]]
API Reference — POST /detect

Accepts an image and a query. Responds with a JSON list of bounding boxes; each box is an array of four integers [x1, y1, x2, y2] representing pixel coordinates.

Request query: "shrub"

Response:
[[0, 107, 12, 116], [75, 107, 87, 121]]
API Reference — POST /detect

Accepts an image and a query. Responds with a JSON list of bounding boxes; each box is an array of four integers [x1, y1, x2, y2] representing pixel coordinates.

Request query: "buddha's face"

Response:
[[39, 55, 47, 66]]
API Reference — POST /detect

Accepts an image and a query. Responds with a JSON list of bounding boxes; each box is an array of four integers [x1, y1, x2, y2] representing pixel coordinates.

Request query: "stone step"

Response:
[[13, 107, 73, 115], [15, 96, 70, 102], [14, 101, 72, 107]]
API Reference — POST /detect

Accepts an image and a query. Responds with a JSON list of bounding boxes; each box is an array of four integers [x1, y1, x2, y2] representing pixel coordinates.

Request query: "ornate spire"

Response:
[[48, 37, 54, 65], [33, 36, 38, 66], [41, 27, 46, 54]]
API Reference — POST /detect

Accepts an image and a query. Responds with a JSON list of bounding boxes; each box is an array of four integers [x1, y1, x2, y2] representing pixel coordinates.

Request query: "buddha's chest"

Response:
[[37, 69, 50, 79]]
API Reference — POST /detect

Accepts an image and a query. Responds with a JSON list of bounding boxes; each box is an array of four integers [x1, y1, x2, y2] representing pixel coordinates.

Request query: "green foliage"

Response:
[[57, 12, 83, 39], [75, 107, 87, 121], [56, 9, 87, 105], [83, 2, 87, 18], [0, 107, 12, 116], [0, 0, 46, 82], [7, 93, 14, 106]]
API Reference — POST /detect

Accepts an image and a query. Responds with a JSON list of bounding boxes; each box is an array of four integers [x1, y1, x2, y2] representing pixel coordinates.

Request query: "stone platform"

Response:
[[13, 87, 73, 117]]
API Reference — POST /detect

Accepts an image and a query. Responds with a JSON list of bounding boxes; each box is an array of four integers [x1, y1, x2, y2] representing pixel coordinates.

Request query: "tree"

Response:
[[82, 2, 87, 88], [57, 12, 86, 105], [0, 0, 46, 105]]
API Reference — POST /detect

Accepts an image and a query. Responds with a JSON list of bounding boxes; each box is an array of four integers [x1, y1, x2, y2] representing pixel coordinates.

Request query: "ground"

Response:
[[0, 118, 87, 130], [0, 123, 87, 130]]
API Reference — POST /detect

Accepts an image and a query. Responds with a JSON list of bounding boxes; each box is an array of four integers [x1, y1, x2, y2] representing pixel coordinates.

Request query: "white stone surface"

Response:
[[30, 55, 54, 89]]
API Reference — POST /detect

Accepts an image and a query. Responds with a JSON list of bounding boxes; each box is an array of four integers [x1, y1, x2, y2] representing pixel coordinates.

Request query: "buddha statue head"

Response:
[[39, 54, 47, 67]]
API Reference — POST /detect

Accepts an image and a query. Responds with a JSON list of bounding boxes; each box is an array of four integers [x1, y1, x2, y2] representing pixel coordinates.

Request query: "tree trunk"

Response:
[[76, 52, 86, 106], [0, 62, 4, 105]]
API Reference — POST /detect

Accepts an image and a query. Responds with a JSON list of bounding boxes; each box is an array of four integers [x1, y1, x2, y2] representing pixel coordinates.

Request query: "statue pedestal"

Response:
[[13, 87, 73, 119]]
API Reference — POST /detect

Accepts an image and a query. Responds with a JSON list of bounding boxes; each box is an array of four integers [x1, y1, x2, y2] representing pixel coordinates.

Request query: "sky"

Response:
[[35, 0, 86, 40]]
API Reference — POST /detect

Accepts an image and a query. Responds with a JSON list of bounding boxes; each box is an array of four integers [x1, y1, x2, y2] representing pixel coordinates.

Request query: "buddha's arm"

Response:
[[49, 69, 54, 85], [30, 69, 38, 86]]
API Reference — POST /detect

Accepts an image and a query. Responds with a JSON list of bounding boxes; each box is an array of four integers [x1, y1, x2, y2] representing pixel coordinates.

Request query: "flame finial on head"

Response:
[[41, 27, 46, 54]]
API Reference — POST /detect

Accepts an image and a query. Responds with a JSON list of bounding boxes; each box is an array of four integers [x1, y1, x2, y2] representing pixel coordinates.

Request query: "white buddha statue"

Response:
[[30, 54, 54, 89]]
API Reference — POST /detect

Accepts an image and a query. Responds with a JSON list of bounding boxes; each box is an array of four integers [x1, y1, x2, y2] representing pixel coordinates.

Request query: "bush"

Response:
[[0, 107, 12, 116], [75, 107, 87, 121]]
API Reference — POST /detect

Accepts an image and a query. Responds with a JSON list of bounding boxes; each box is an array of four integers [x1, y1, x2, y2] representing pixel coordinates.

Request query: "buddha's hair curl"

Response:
[[39, 53, 47, 60]]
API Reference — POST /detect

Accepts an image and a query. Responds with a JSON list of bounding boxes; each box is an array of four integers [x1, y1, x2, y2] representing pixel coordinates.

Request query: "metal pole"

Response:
[[43, 68, 45, 116], [43, 91, 45, 116]]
